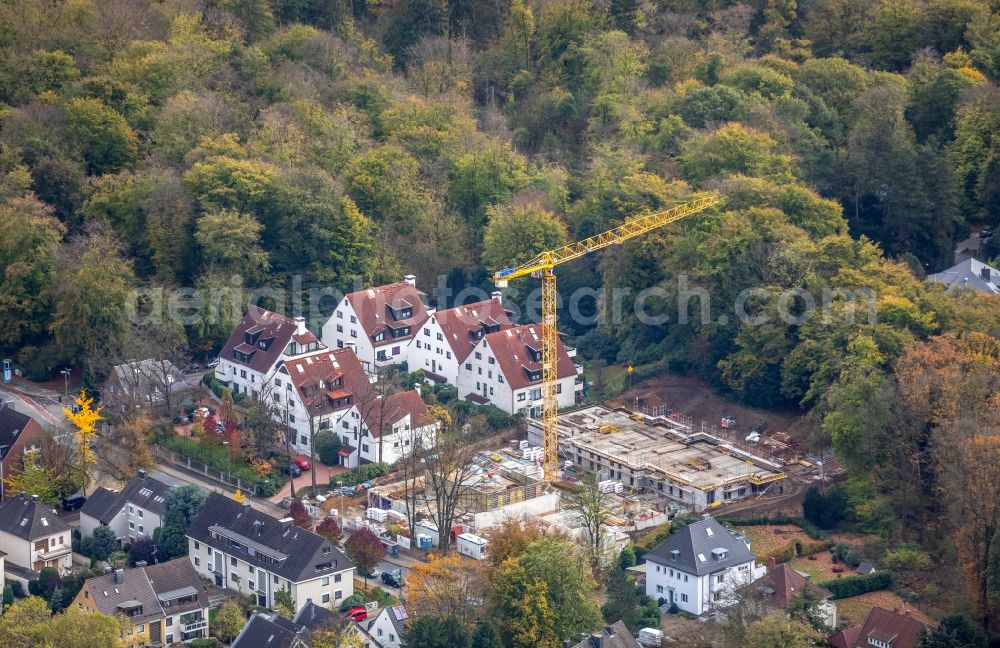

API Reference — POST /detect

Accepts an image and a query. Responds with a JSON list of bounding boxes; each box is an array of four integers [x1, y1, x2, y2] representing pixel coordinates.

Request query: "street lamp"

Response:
[[336, 480, 344, 522], [60, 368, 71, 400]]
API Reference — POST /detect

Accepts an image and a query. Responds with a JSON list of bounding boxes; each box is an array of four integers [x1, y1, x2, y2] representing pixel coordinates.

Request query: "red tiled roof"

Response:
[[466, 393, 490, 405], [755, 565, 832, 610], [482, 324, 577, 391], [346, 282, 430, 348], [293, 331, 319, 345], [829, 626, 861, 648], [852, 607, 930, 648], [282, 348, 373, 418], [430, 299, 513, 363], [360, 389, 430, 437], [221, 306, 298, 374]]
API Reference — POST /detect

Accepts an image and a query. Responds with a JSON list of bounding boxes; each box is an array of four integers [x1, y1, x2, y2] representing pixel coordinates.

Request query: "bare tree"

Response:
[[712, 569, 767, 648], [563, 470, 612, 574], [106, 321, 192, 417], [400, 419, 430, 534], [422, 407, 479, 554]]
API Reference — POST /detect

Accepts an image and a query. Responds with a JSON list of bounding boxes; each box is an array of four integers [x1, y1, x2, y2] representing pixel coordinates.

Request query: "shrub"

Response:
[[190, 639, 221, 648], [315, 430, 342, 466], [802, 485, 849, 529], [10, 581, 23, 597], [832, 543, 864, 568], [819, 571, 893, 599], [883, 545, 932, 571], [668, 602, 679, 614], [333, 462, 390, 487], [729, 515, 829, 540]]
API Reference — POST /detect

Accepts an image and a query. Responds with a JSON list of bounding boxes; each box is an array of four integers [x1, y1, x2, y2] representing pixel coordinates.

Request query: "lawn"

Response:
[[835, 590, 934, 627], [790, 550, 849, 581], [738, 524, 815, 561]]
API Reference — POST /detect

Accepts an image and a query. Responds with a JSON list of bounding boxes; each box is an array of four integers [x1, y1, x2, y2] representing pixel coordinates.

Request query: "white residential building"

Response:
[[217, 306, 326, 399], [456, 324, 582, 415], [321, 276, 431, 373], [0, 494, 72, 575], [644, 516, 765, 616], [332, 390, 437, 468], [408, 294, 512, 385], [79, 470, 173, 545], [366, 605, 409, 648], [186, 493, 354, 614], [275, 348, 374, 455]]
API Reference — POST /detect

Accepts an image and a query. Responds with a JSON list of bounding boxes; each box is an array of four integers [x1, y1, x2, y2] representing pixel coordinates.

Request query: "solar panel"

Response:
[[391, 606, 409, 621], [139, 488, 153, 497]]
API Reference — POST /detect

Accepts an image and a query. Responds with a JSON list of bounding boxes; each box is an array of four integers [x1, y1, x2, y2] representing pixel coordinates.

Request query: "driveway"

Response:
[[269, 463, 346, 503]]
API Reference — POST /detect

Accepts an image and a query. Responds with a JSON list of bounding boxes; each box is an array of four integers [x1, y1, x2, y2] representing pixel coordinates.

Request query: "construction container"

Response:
[[457, 533, 488, 560], [638, 628, 663, 646], [417, 534, 433, 550]]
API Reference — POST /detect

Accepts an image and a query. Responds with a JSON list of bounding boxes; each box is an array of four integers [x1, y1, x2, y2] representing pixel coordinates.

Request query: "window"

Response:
[[517, 393, 525, 402], [465, 363, 472, 370], [129, 505, 134, 515], [241, 370, 247, 379], [362, 444, 368, 452], [337, 324, 343, 333], [335, 573, 342, 583], [337, 310, 343, 319], [322, 593, 330, 603], [350, 329, 357, 338], [129, 522, 135, 530], [166, 618, 172, 627], [350, 315, 357, 323], [390, 634, 396, 642], [231, 557, 238, 567], [207, 547, 212, 556], [656, 585, 663, 593], [716, 575, 724, 584], [499, 375, 504, 384], [275, 575, 279, 584], [335, 589, 343, 599], [194, 541, 200, 550], [166, 636, 173, 644], [139, 625, 144, 633], [322, 577, 330, 586], [194, 557, 200, 567], [424, 328, 430, 336], [681, 594, 688, 602], [475, 352, 481, 360], [488, 357, 495, 365]]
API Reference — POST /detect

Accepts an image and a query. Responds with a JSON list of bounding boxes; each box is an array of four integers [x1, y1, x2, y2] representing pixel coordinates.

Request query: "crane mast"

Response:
[[494, 195, 720, 481]]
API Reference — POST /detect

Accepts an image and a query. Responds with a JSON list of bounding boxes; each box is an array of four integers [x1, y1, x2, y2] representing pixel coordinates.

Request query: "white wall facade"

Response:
[[186, 536, 353, 613], [408, 318, 460, 384], [322, 299, 411, 373], [367, 608, 404, 648], [81, 503, 164, 546], [0, 529, 72, 574], [456, 338, 578, 415], [645, 558, 765, 616]]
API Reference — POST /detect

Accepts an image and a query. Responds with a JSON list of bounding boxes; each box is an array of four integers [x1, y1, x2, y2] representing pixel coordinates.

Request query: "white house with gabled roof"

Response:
[[644, 516, 764, 615]]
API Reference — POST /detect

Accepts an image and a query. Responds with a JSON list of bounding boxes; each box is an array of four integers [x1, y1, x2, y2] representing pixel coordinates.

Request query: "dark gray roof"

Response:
[[927, 257, 1000, 294], [0, 406, 35, 462], [79, 487, 121, 525], [82, 567, 164, 625], [231, 612, 310, 648], [645, 517, 756, 576], [292, 599, 338, 630], [569, 621, 641, 648], [383, 605, 410, 637], [0, 494, 70, 541], [186, 492, 352, 583], [143, 558, 210, 615], [80, 472, 173, 524]]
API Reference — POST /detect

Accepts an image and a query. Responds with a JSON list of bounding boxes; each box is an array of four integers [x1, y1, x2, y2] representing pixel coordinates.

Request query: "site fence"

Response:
[[151, 445, 268, 497]]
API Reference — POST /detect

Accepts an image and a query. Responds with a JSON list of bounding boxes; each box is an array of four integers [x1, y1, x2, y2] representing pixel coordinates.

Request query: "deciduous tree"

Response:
[[344, 527, 385, 583]]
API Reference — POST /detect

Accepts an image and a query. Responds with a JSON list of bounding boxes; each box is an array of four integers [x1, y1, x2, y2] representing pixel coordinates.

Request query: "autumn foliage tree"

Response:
[[288, 498, 312, 529], [406, 553, 487, 625], [344, 527, 385, 583], [63, 390, 101, 494], [316, 516, 342, 546]]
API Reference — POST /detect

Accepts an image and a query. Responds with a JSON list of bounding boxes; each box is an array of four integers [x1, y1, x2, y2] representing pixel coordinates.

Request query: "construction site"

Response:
[[527, 405, 787, 512]]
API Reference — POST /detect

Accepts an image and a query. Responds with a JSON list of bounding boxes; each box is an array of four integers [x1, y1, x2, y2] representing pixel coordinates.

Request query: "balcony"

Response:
[[36, 546, 71, 560], [181, 619, 208, 634]]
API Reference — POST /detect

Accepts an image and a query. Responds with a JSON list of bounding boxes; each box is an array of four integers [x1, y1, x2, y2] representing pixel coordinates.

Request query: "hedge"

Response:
[[819, 571, 893, 599], [332, 462, 390, 487], [160, 436, 285, 496]]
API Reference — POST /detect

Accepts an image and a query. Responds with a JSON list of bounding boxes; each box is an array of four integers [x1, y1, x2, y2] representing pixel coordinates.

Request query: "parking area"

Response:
[[269, 462, 346, 503]]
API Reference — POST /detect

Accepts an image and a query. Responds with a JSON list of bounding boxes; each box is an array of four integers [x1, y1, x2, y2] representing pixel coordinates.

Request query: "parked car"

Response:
[[720, 416, 737, 429], [980, 229, 993, 239], [366, 569, 382, 579], [183, 363, 200, 373], [291, 456, 311, 471], [62, 493, 87, 511], [206, 357, 221, 368], [346, 607, 368, 622], [381, 569, 404, 588], [282, 463, 302, 477], [745, 432, 761, 443]]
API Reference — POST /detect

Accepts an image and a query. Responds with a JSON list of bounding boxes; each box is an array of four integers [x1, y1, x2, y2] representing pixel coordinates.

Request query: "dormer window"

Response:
[[374, 332, 386, 342], [388, 304, 413, 321], [526, 346, 542, 362], [670, 550, 680, 561], [711, 548, 729, 560]]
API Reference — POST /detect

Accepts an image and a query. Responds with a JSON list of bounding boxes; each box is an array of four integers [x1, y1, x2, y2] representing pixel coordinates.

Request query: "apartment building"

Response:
[[186, 493, 354, 613], [80, 470, 173, 545], [0, 493, 72, 575]]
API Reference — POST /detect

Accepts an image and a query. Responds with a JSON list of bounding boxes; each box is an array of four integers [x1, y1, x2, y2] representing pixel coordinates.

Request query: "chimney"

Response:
[[403, 274, 416, 286], [135, 561, 147, 568], [137, 469, 147, 479], [767, 557, 776, 572], [981, 267, 992, 282], [114, 569, 124, 585], [254, 520, 263, 536], [294, 316, 307, 335], [243, 500, 252, 512], [491, 290, 503, 303]]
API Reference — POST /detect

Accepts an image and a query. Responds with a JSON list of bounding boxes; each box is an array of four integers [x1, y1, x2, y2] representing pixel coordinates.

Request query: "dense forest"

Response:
[[3, 0, 1000, 624]]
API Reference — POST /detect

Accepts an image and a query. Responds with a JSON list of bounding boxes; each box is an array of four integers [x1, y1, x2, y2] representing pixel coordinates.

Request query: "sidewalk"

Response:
[[269, 463, 346, 503], [153, 460, 286, 518]]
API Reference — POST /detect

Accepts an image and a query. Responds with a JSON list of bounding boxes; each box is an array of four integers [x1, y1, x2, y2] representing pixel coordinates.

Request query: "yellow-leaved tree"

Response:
[[63, 390, 101, 493]]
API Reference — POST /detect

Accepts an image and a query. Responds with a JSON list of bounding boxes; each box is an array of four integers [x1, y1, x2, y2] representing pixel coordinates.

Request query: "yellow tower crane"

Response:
[[493, 195, 720, 481]]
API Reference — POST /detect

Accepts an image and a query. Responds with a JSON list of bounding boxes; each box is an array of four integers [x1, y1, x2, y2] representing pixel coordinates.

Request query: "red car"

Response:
[[347, 607, 367, 622], [291, 456, 311, 471]]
